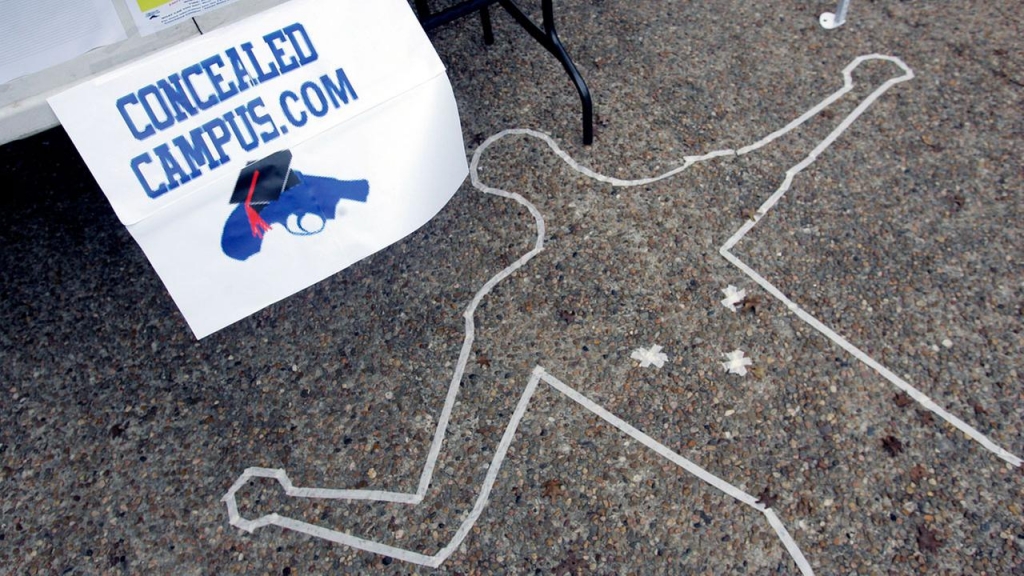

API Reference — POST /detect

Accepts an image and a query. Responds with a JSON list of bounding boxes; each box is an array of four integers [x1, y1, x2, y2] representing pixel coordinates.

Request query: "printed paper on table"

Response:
[[49, 0, 468, 338], [126, 0, 245, 36]]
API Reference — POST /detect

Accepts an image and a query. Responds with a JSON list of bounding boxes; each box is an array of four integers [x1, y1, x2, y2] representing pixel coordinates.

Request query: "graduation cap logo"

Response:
[[220, 150, 370, 261], [230, 150, 299, 239]]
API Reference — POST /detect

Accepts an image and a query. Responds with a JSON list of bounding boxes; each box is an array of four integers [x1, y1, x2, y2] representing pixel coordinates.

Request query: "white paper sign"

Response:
[[50, 0, 468, 338]]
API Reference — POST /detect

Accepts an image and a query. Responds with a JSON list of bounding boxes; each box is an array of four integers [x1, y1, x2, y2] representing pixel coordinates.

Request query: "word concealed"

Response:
[[130, 68, 357, 199], [117, 23, 318, 141]]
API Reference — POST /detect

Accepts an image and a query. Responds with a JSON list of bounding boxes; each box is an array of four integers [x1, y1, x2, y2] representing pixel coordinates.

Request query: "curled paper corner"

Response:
[[721, 285, 746, 311], [722, 349, 753, 376], [631, 344, 668, 368]]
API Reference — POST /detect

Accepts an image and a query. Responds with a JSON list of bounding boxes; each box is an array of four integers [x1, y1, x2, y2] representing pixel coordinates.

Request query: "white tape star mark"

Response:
[[631, 344, 668, 368], [722, 349, 753, 376], [721, 285, 747, 311], [223, 54, 1019, 576]]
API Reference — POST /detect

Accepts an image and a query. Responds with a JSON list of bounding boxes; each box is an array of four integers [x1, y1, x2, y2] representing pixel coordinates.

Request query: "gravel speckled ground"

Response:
[[2, 1, 1022, 574]]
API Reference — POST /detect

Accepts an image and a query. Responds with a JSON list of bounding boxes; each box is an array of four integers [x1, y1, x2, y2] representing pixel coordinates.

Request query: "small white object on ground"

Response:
[[722, 349, 753, 376], [721, 285, 747, 311], [819, 0, 850, 29], [631, 345, 668, 368]]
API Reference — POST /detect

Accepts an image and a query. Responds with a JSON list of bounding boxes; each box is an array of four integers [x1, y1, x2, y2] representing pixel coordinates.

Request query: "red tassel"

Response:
[[244, 169, 271, 238], [245, 204, 271, 238]]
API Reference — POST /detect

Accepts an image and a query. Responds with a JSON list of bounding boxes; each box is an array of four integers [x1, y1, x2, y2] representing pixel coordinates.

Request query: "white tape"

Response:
[[721, 284, 747, 311], [718, 55, 1022, 467], [722, 349, 753, 376], [222, 54, 1017, 575], [631, 344, 668, 368]]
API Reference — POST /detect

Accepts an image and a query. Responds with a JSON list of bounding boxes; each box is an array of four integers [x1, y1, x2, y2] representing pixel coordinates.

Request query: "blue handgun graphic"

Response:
[[221, 150, 369, 261]]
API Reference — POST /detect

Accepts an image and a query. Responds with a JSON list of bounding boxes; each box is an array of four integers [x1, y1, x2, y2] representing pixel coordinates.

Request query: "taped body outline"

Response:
[[222, 54, 1020, 573]]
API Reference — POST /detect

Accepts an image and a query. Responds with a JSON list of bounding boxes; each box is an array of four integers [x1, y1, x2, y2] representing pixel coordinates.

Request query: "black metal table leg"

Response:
[[496, 0, 593, 145], [539, 0, 592, 145], [480, 6, 495, 45], [418, 0, 594, 145], [414, 0, 431, 18]]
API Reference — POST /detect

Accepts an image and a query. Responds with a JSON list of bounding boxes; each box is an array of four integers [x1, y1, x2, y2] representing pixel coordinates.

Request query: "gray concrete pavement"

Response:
[[2, 1, 1022, 574]]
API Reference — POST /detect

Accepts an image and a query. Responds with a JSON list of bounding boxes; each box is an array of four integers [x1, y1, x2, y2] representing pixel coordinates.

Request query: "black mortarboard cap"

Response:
[[230, 149, 299, 211]]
